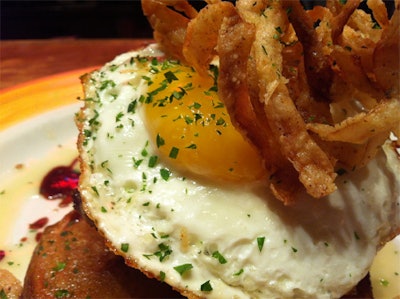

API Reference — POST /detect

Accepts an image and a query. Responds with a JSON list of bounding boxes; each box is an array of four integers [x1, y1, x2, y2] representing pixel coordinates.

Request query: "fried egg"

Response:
[[77, 44, 400, 298]]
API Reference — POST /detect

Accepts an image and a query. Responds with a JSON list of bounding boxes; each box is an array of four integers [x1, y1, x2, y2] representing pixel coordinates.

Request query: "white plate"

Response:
[[0, 103, 80, 281]]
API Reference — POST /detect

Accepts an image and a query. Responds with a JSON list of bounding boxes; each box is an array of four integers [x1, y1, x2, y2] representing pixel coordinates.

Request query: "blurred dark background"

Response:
[[1, 1, 153, 39], [0, 0, 395, 40]]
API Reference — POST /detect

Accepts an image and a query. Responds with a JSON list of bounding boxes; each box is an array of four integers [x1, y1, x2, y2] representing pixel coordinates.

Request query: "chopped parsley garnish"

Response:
[[133, 157, 144, 168], [160, 271, 166, 281], [99, 79, 116, 91], [169, 147, 179, 159], [190, 102, 202, 109], [216, 117, 226, 126], [186, 143, 197, 149], [233, 268, 244, 276], [379, 278, 389, 286], [164, 70, 178, 83], [115, 112, 124, 122], [121, 243, 129, 253], [156, 134, 165, 148], [52, 262, 66, 272], [257, 237, 266, 252], [54, 289, 70, 298], [91, 186, 99, 196], [184, 116, 194, 124], [174, 263, 193, 276], [141, 147, 148, 157], [155, 243, 172, 262], [127, 100, 138, 113], [148, 155, 158, 168], [160, 168, 171, 181], [212, 251, 227, 264], [200, 280, 213, 292]]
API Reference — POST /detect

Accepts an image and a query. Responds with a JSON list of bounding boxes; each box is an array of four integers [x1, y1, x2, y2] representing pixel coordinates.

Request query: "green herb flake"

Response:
[[160, 168, 171, 181], [148, 155, 158, 168], [186, 143, 197, 149], [154, 243, 172, 262], [379, 278, 389, 286], [191, 102, 202, 109], [141, 148, 148, 157], [52, 262, 66, 272], [174, 263, 193, 276], [109, 64, 118, 72], [83, 129, 92, 138], [216, 117, 226, 126], [169, 147, 179, 159], [257, 237, 266, 252], [0, 289, 7, 299], [121, 243, 129, 253], [172, 89, 186, 100], [184, 116, 194, 124], [127, 100, 137, 113], [91, 186, 99, 196], [156, 134, 165, 148], [99, 79, 116, 91], [116, 112, 124, 122], [133, 157, 144, 168], [164, 71, 178, 83], [200, 280, 213, 292], [233, 268, 244, 276], [54, 289, 70, 298], [160, 271, 166, 281], [212, 251, 227, 264]]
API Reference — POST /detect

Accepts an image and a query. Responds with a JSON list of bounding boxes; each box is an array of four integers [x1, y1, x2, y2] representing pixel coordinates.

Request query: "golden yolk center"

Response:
[[143, 62, 264, 182]]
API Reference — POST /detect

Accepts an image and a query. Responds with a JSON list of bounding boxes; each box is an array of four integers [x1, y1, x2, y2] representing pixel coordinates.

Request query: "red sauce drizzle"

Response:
[[15, 159, 81, 244], [39, 158, 80, 207], [0, 250, 5, 262], [35, 232, 43, 242], [29, 217, 49, 230]]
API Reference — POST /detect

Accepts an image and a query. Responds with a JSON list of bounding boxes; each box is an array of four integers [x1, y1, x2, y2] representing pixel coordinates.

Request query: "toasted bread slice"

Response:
[[0, 269, 22, 299], [22, 209, 183, 298]]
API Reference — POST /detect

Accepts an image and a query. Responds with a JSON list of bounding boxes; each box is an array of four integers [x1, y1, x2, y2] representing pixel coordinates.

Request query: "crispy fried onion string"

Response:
[[142, 0, 400, 203]]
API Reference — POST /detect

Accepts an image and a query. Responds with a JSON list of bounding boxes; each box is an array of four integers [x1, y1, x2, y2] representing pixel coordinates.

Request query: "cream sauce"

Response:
[[371, 238, 400, 298], [0, 144, 76, 282]]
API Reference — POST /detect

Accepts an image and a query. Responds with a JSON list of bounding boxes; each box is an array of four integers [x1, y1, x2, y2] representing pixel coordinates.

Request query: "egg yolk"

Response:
[[143, 61, 264, 182]]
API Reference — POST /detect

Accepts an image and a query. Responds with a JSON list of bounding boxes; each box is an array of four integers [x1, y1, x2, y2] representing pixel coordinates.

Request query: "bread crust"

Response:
[[22, 210, 183, 298]]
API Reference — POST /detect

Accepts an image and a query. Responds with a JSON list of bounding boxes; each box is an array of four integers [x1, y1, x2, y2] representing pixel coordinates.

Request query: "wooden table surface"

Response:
[[0, 38, 153, 90]]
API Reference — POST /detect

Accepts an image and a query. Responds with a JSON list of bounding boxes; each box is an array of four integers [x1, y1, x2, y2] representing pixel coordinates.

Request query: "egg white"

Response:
[[77, 44, 400, 299]]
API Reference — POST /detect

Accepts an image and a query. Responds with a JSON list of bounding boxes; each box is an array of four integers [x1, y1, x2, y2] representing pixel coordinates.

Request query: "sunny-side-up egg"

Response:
[[76, 44, 400, 299]]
